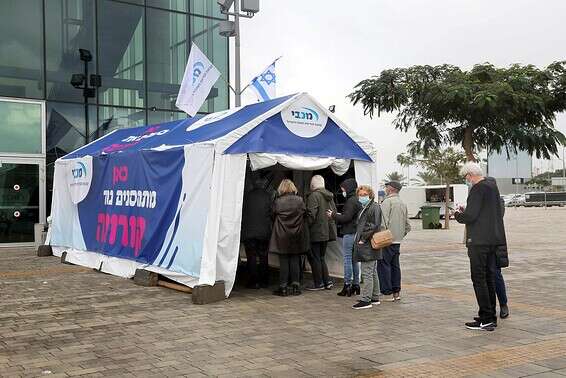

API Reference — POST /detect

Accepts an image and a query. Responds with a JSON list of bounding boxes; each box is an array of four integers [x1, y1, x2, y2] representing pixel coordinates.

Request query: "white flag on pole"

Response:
[[249, 57, 281, 102], [176, 42, 221, 117]]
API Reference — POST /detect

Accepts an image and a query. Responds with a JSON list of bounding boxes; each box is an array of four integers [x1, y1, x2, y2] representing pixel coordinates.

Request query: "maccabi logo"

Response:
[[192, 61, 205, 84], [291, 107, 320, 122], [71, 162, 87, 179]]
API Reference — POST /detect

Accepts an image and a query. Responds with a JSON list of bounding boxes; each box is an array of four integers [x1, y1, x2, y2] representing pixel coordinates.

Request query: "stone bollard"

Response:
[[192, 281, 226, 305], [133, 269, 158, 287], [37, 245, 53, 257]]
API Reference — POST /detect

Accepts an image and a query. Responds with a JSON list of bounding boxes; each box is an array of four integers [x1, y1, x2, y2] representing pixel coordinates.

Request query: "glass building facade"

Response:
[[0, 0, 229, 244]]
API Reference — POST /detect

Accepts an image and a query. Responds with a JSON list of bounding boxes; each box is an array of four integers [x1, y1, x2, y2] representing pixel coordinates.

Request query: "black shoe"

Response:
[[465, 320, 495, 331], [371, 298, 381, 305], [337, 284, 352, 297], [352, 301, 372, 310], [324, 281, 334, 290], [273, 287, 288, 296], [351, 284, 361, 295], [474, 317, 498, 327], [305, 285, 325, 291], [500, 304, 510, 319], [291, 284, 302, 296]]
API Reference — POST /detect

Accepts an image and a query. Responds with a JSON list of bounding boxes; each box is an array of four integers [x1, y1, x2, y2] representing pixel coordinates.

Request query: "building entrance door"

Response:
[[0, 158, 45, 245]]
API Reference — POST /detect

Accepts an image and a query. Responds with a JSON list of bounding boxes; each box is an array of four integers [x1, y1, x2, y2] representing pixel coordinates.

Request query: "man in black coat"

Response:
[[241, 178, 273, 288], [455, 163, 507, 331]]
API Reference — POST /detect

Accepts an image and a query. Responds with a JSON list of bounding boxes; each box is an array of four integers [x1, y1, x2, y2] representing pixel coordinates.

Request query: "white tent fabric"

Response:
[[48, 92, 378, 296]]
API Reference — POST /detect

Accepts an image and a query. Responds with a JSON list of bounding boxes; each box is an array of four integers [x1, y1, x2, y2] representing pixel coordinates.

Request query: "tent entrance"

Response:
[[236, 162, 356, 289]]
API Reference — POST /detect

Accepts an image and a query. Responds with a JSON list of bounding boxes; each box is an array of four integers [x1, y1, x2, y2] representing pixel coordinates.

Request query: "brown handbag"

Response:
[[370, 204, 393, 249]]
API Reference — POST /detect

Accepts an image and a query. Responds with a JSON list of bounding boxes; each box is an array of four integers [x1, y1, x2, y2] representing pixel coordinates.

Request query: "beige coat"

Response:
[[381, 193, 411, 244]]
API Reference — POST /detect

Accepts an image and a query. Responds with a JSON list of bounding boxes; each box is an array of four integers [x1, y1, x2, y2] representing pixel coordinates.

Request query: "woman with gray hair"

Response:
[[305, 175, 337, 290]]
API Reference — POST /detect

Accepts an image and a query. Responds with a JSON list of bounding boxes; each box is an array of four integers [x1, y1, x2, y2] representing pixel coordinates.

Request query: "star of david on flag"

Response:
[[249, 57, 281, 102]]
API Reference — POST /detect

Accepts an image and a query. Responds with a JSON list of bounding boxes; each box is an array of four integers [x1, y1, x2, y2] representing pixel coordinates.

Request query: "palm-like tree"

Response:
[[385, 171, 406, 183], [411, 171, 441, 186]]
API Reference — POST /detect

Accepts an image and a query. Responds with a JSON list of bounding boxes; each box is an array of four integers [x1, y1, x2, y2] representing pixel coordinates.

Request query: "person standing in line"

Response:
[[377, 181, 411, 301], [241, 177, 273, 289], [327, 178, 362, 296], [485, 177, 510, 319], [455, 162, 507, 331], [306, 175, 337, 291], [269, 179, 309, 296], [352, 185, 383, 309]]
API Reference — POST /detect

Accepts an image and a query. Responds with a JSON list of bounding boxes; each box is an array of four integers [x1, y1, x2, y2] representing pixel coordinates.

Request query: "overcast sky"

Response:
[[232, 0, 566, 181]]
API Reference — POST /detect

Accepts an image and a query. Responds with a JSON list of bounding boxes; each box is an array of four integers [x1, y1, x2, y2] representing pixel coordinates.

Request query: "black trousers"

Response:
[[468, 245, 497, 323], [279, 254, 300, 287], [244, 239, 269, 286], [309, 241, 331, 287], [377, 244, 401, 295]]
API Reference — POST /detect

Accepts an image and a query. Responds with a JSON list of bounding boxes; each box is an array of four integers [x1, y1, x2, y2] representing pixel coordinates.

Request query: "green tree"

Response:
[[412, 171, 441, 186], [398, 147, 465, 229], [349, 62, 566, 161], [385, 171, 406, 183]]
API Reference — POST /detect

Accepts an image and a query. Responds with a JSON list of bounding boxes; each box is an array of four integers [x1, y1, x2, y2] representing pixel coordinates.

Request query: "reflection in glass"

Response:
[[191, 16, 229, 113], [191, 0, 226, 19], [45, 0, 96, 103], [147, 8, 190, 110], [0, 0, 44, 99], [148, 109, 187, 124], [0, 101, 42, 154], [0, 163, 39, 243], [98, 106, 146, 136], [98, 0, 145, 107], [146, 0, 188, 12]]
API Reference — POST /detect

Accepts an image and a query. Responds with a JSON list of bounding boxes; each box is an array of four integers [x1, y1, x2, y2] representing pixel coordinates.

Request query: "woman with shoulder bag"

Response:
[[352, 185, 383, 310]]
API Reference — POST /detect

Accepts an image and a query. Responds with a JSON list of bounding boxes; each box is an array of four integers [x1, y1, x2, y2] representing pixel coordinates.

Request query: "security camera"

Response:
[[79, 48, 92, 62], [70, 74, 86, 88]]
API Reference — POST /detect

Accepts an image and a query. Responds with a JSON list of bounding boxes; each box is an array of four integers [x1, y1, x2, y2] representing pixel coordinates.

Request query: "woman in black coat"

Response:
[[269, 179, 309, 296]]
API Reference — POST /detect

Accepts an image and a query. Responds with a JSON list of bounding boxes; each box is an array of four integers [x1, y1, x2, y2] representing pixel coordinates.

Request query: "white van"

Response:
[[399, 184, 468, 219]]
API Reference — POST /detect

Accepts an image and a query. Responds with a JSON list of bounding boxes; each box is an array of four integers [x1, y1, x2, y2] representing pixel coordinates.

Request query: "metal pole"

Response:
[[562, 144, 565, 190], [234, 0, 241, 107], [84, 60, 89, 144]]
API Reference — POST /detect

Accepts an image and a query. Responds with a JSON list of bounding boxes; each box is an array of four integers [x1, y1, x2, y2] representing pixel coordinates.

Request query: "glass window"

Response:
[[147, 8, 190, 110], [191, 0, 225, 19], [98, 106, 146, 135], [146, 0, 188, 12], [98, 0, 145, 107], [0, 100, 42, 154], [45, 0, 97, 103], [148, 109, 186, 124], [0, 0, 44, 99], [191, 16, 229, 113]]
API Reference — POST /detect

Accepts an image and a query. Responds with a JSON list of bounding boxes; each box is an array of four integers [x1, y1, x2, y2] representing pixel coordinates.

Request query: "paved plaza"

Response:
[[1, 207, 566, 377]]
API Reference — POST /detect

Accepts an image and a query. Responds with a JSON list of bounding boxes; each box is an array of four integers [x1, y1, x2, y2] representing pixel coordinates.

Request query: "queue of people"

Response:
[[241, 174, 411, 309], [242, 163, 510, 326]]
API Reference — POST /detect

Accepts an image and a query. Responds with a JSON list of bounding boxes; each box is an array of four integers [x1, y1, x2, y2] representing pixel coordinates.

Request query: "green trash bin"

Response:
[[421, 206, 441, 229]]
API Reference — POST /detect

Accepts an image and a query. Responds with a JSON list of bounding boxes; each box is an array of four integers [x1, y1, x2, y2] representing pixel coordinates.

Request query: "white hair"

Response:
[[460, 161, 484, 177], [310, 175, 325, 190]]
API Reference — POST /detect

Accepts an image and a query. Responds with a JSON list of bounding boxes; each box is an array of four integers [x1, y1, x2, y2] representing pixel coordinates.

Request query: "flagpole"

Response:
[[234, 0, 241, 107]]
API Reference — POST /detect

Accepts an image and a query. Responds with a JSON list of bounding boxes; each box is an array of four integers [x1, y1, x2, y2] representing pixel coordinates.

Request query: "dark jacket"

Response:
[[333, 178, 361, 235], [306, 188, 338, 242], [241, 188, 272, 241], [353, 200, 382, 262], [269, 193, 309, 255], [455, 178, 507, 246]]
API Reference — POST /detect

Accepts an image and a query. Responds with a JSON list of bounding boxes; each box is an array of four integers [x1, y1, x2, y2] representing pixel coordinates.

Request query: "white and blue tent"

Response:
[[48, 93, 378, 296]]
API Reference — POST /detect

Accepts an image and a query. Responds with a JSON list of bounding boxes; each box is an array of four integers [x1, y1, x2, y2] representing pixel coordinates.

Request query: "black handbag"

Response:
[[495, 245, 509, 268]]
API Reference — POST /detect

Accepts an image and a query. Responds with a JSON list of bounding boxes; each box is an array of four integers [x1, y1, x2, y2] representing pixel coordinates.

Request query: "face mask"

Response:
[[342, 191, 347, 198], [359, 196, 370, 206], [466, 179, 473, 188]]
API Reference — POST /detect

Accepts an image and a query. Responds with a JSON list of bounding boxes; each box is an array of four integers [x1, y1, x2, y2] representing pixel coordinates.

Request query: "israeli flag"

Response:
[[249, 58, 281, 102], [176, 42, 221, 117]]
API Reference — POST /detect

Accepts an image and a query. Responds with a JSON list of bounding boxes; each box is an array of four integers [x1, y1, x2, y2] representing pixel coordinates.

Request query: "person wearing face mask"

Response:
[[377, 181, 410, 301], [352, 185, 383, 309], [327, 178, 362, 296], [455, 162, 507, 331]]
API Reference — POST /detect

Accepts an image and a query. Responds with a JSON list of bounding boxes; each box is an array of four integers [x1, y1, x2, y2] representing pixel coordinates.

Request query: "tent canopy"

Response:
[[64, 93, 374, 163]]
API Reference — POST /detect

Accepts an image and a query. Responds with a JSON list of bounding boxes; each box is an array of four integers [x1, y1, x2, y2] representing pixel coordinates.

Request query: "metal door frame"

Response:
[[0, 97, 46, 247]]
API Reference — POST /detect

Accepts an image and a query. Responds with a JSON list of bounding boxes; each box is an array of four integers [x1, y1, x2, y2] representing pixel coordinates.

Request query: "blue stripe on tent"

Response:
[[166, 246, 179, 269], [224, 113, 372, 161], [158, 193, 186, 267], [251, 78, 271, 101]]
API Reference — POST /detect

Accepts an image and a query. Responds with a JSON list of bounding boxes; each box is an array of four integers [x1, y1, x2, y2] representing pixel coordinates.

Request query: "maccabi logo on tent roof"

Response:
[[192, 61, 205, 84], [282, 100, 328, 138], [102, 126, 170, 154]]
